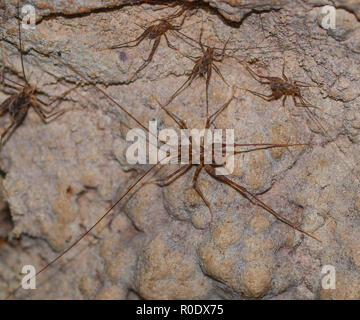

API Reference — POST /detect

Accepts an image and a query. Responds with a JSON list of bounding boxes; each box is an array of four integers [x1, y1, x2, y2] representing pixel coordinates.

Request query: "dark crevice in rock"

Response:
[[0, 196, 13, 243]]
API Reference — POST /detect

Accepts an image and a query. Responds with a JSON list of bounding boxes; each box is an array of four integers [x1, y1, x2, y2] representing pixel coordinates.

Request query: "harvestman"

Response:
[[154, 88, 320, 240], [0, 1, 80, 148], [97, 6, 189, 82], [165, 27, 230, 118], [243, 57, 325, 133]]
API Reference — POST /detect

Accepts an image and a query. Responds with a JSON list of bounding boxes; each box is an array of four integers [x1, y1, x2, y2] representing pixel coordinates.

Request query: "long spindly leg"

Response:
[[164, 33, 177, 51], [0, 43, 5, 85], [246, 89, 276, 102], [31, 99, 74, 123], [36, 83, 82, 113], [133, 21, 149, 31], [1, 82, 21, 93], [166, 5, 188, 20], [36, 83, 81, 114], [232, 142, 308, 148], [17, 0, 28, 84], [232, 142, 307, 156], [291, 89, 321, 136], [234, 146, 289, 156], [172, 46, 199, 62], [129, 36, 161, 81], [192, 164, 214, 225], [204, 164, 321, 242], [150, 163, 192, 186], [293, 94, 319, 109], [293, 80, 316, 88], [282, 94, 297, 135], [198, 26, 206, 55], [246, 66, 271, 84], [293, 94, 330, 141], [98, 28, 151, 51], [166, 72, 196, 107], [214, 37, 230, 62], [150, 6, 187, 26], [0, 95, 15, 116], [170, 18, 209, 51], [165, 54, 203, 107], [206, 88, 236, 128], [0, 120, 17, 148], [155, 97, 188, 129], [205, 64, 212, 118], [281, 56, 288, 82], [2, 75, 24, 90], [175, 10, 188, 28], [212, 63, 229, 87]]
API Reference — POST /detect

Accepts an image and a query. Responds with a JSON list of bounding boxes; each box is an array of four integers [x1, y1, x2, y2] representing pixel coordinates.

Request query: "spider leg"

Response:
[[293, 94, 330, 140], [164, 33, 177, 51], [1, 83, 21, 92], [36, 83, 82, 112], [171, 25, 205, 52], [173, 46, 199, 62], [212, 62, 229, 86], [206, 88, 236, 128], [214, 37, 230, 62], [167, 6, 187, 21], [293, 80, 316, 88], [172, 11, 187, 29], [231, 142, 307, 148], [293, 94, 319, 109], [129, 36, 161, 81], [192, 164, 213, 225], [133, 21, 147, 31], [204, 164, 321, 242], [0, 95, 15, 116], [282, 56, 288, 82], [155, 96, 188, 129], [0, 43, 5, 86], [205, 64, 212, 118], [199, 26, 206, 55], [99, 28, 151, 51], [0, 120, 18, 148], [151, 164, 192, 186], [232, 143, 302, 156], [246, 89, 275, 101], [246, 66, 271, 84], [30, 98, 74, 123], [2, 75, 24, 89], [281, 95, 299, 146], [166, 72, 197, 107]]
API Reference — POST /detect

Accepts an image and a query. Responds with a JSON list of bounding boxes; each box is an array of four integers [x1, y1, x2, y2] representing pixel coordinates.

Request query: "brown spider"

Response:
[[243, 58, 332, 143], [245, 57, 318, 110], [98, 11, 188, 81], [150, 88, 318, 243], [165, 27, 229, 118], [0, 2, 80, 148]]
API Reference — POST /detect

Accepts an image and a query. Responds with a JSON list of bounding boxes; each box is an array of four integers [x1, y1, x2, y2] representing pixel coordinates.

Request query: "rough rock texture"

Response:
[[0, 0, 360, 300], [2, 0, 360, 23]]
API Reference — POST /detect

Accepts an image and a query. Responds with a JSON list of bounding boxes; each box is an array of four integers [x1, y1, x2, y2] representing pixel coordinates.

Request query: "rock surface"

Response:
[[0, 0, 360, 300]]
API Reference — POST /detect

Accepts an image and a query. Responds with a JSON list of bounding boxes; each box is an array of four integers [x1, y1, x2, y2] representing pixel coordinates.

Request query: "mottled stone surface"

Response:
[[0, 0, 360, 300], [2, 0, 359, 23]]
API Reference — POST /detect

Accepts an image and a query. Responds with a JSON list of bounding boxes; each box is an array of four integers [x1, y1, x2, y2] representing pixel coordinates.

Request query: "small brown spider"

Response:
[[245, 57, 318, 110], [98, 13, 187, 81], [165, 27, 229, 118]]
